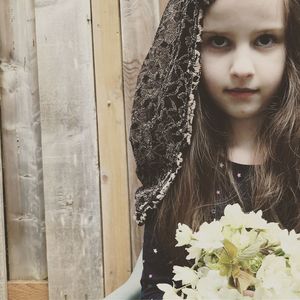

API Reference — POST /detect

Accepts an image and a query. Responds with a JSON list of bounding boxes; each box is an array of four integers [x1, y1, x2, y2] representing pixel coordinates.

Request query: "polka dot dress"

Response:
[[140, 161, 254, 300]]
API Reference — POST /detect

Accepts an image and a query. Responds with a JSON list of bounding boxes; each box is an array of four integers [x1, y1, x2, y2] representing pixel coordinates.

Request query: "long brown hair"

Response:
[[154, 0, 300, 265]]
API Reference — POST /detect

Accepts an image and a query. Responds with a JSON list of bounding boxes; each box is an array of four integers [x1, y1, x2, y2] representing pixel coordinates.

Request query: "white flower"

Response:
[[197, 270, 226, 290], [220, 287, 247, 300], [173, 266, 199, 288], [220, 204, 246, 229], [254, 286, 279, 300], [254, 286, 300, 300], [278, 229, 300, 257], [230, 227, 256, 250], [159, 204, 300, 300], [175, 223, 194, 247], [220, 204, 267, 230], [244, 209, 268, 229], [196, 269, 237, 299], [256, 255, 293, 295], [186, 240, 203, 262], [289, 253, 300, 292], [181, 287, 198, 300], [193, 220, 223, 252], [259, 222, 282, 245], [196, 270, 227, 298], [157, 283, 183, 299]]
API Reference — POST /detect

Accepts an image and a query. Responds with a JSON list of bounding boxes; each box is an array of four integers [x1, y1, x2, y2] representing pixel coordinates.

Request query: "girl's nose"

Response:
[[229, 49, 255, 79]]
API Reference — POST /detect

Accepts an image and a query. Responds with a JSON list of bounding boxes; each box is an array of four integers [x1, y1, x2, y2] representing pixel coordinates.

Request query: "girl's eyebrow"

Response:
[[202, 31, 231, 36], [255, 27, 284, 34], [202, 27, 284, 35]]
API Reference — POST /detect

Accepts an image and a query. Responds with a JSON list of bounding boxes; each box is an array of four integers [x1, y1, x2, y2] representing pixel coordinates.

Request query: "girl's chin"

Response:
[[224, 110, 262, 120]]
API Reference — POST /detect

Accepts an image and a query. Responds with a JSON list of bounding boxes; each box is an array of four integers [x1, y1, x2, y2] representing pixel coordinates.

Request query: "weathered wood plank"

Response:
[[0, 0, 47, 280], [91, 0, 131, 295], [35, 0, 104, 299], [120, 0, 162, 267], [8, 281, 48, 300], [0, 117, 7, 299]]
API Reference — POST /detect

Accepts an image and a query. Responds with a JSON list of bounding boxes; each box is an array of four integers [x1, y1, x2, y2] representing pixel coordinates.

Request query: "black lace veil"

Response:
[[129, 0, 216, 225]]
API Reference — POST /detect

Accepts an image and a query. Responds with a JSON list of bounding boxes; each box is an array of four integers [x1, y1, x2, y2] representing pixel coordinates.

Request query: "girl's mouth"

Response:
[[225, 88, 259, 99]]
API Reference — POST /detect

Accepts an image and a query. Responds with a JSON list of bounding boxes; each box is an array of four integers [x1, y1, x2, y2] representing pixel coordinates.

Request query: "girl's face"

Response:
[[201, 0, 286, 122]]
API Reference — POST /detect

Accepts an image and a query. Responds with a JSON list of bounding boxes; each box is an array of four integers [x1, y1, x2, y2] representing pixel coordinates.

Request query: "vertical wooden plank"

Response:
[[91, 0, 131, 295], [0, 0, 47, 280], [0, 2, 9, 298], [120, 0, 161, 267], [0, 128, 7, 300], [35, 0, 103, 299]]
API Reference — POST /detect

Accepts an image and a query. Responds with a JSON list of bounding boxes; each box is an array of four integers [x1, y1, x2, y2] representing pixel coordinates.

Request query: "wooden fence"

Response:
[[0, 0, 169, 299]]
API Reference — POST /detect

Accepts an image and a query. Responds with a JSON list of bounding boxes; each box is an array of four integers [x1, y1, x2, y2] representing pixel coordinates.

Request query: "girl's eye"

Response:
[[255, 34, 277, 47], [208, 36, 229, 48], [204, 34, 279, 50]]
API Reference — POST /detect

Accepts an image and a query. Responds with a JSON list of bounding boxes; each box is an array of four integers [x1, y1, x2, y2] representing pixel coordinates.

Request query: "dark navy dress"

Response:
[[140, 161, 254, 300]]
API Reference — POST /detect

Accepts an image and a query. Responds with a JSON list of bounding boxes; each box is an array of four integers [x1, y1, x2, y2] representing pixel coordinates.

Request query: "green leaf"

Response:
[[238, 241, 263, 261], [223, 239, 238, 259], [219, 263, 232, 277]]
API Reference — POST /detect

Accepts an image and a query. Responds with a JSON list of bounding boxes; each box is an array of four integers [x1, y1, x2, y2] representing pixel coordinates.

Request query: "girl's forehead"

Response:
[[203, 0, 285, 33]]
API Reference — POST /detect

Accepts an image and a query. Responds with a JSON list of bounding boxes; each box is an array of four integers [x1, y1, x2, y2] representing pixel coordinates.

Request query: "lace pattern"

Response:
[[129, 0, 216, 225]]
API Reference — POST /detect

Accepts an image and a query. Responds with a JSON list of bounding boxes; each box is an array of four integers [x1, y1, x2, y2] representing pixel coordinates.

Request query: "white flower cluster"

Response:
[[157, 204, 300, 299]]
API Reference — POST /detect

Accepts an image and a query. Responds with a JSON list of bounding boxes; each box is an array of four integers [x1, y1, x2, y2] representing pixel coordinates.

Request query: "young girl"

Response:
[[129, 0, 300, 298]]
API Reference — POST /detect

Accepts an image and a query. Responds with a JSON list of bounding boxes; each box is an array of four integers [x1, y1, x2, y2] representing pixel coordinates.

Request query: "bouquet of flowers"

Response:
[[157, 204, 300, 299]]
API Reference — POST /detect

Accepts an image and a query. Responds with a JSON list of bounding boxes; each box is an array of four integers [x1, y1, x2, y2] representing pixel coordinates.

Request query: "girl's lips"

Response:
[[225, 89, 258, 99]]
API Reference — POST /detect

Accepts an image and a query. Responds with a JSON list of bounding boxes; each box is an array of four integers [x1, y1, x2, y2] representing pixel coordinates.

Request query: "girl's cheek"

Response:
[[261, 51, 285, 75], [202, 59, 227, 78]]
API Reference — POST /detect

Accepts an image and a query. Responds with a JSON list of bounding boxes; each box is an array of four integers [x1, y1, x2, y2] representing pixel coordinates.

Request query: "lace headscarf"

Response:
[[129, 0, 216, 225]]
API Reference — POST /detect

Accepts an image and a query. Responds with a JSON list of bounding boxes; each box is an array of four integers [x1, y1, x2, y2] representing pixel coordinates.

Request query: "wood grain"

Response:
[[0, 119, 7, 300], [8, 281, 48, 300], [91, 0, 131, 295], [0, 0, 47, 280], [0, 3, 8, 290], [120, 0, 162, 267], [0, 0, 169, 298], [35, 0, 104, 299], [0, 79, 7, 298]]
